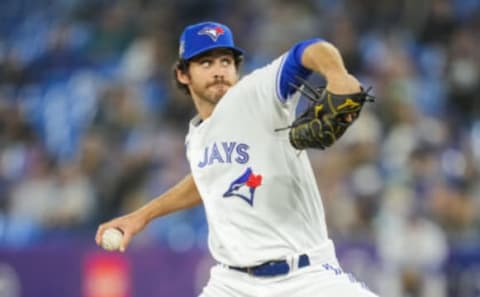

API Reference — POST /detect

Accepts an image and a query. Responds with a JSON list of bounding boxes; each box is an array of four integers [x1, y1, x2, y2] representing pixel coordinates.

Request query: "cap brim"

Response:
[[183, 45, 244, 60]]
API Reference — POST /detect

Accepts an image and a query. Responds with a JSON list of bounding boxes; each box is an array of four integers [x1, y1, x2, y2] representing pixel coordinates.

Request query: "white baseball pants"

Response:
[[199, 241, 379, 297]]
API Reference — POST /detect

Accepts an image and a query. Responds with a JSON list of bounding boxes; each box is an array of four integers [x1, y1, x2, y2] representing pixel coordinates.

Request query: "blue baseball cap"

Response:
[[178, 21, 244, 60]]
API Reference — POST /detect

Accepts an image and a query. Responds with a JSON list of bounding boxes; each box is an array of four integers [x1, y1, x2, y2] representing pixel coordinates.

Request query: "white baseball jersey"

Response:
[[185, 53, 331, 267]]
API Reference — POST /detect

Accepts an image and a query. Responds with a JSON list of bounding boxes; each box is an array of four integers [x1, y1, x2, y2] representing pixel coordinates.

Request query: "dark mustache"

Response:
[[206, 80, 231, 88]]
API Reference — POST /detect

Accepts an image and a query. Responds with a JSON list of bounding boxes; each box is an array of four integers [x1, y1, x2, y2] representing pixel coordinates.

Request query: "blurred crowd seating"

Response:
[[0, 0, 479, 295]]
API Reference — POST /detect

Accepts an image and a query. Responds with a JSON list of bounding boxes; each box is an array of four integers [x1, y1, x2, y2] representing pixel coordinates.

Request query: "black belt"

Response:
[[228, 254, 310, 277]]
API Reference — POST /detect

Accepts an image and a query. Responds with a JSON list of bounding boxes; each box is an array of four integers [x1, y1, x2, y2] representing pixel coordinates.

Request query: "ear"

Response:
[[176, 68, 190, 85]]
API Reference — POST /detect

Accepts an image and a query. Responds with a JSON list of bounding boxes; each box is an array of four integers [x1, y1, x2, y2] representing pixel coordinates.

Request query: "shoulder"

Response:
[[241, 55, 287, 84], [228, 55, 287, 100]]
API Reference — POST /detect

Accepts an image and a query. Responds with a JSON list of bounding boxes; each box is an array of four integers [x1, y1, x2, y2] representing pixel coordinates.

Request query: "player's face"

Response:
[[185, 50, 239, 106]]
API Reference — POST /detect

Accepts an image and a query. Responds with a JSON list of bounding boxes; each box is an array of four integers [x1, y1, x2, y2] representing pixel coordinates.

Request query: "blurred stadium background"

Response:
[[0, 0, 479, 296]]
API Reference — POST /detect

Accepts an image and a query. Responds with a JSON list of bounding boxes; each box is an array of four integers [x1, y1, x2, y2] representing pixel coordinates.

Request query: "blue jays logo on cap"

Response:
[[198, 26, 225, 41], [223, 167, 263, 206], [179, 21, 244, 60]]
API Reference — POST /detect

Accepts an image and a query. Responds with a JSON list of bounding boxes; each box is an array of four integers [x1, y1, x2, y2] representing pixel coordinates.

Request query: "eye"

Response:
[[221, 58, 233, 66], [200, 59, 212, 67]]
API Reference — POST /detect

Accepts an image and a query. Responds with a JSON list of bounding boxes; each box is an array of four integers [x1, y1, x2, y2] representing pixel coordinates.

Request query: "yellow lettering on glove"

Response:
[[338, 98, 360, 110]]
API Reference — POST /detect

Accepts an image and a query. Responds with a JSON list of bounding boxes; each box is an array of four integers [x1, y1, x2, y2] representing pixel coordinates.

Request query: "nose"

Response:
[[212, 61, 228, 78], [214, 74, 224, 81]]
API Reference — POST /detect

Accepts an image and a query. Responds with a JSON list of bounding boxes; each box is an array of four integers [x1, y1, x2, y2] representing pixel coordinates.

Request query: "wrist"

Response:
[[326, 73, 362, 94], [135, 206, 153, 227], [324, 70, 349, 84]]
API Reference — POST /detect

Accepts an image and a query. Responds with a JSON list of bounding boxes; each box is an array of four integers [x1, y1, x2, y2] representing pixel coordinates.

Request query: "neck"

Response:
[[192, 95, 215, 120]]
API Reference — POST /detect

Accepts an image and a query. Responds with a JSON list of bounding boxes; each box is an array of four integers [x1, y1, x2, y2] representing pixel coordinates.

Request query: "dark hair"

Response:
[[173, 50, 244, 95]]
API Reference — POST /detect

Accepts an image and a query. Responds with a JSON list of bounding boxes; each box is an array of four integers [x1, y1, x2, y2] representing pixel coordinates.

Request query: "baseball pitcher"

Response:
[[96, 21, 378, 297]]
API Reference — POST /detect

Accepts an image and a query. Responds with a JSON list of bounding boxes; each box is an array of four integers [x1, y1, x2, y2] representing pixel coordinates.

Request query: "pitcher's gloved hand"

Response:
[[282, 77, 375, 150]]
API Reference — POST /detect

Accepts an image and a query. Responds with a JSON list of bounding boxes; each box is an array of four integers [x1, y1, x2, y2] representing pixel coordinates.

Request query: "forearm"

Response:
[[301, 41, 360, 94], [136, 174, 202, 224], [301, 41, 349, 79]]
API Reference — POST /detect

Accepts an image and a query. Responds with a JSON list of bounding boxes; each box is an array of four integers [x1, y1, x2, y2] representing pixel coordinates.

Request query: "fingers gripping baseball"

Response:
[[95, 213, 147, 252]]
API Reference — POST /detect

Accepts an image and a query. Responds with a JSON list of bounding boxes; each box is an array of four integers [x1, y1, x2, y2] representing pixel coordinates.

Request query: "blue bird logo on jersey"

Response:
[[223, 167, 263, 206], [198, 26, 225, 42]]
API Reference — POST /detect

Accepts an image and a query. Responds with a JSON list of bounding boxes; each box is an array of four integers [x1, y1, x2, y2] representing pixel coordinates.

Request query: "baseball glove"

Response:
[[278, 76, 374, 150]]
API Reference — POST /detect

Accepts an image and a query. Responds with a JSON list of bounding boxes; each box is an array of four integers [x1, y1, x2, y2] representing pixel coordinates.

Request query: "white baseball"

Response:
[[101, 228, 124, 251]]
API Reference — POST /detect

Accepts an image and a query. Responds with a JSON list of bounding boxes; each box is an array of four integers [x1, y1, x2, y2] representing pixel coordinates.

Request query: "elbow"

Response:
[[302, 41, 339, 66]]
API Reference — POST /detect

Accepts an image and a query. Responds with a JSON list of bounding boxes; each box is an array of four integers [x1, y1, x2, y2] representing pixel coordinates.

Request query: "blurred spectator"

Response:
[[419, 0, 457, 45], [0, 50, 27, 87], [84, 3, 136, 66], [446, 26, 480, 123], [26, 25, 89, 84], [47, 162, 95, 229], [8, 149, 55, 229]]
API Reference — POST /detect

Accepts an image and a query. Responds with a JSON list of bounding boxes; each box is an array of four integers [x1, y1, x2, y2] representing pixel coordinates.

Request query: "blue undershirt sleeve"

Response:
[[276, 38, 324, 102]]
